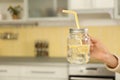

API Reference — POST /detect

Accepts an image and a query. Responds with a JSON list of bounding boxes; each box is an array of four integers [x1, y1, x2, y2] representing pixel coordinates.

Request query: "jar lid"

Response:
[[70, 28, 88, 33]]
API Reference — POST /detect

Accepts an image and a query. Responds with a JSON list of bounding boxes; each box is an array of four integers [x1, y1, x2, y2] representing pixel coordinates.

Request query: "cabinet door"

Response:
[[92, 0, 114, 8], [21, 65, 68, 78], [69, 0, 114, 9], [22, 78, 67, 80], [69, 0, 92, 10], [0, 76, 19, 80], [0, 65, 20, 80], [0, 65, 20, 76], [115, 0, 120, 19], [27, 0, 68, 19]]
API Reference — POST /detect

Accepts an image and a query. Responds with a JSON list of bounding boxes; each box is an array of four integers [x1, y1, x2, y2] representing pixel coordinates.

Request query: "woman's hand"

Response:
[[90, 36, 118, 68], [90, 36, 110, 61]]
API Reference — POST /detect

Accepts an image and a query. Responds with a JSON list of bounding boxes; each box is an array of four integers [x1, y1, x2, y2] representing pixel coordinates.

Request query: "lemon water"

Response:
[[62, 10, 90, 64], [67, 44, 90, 64]]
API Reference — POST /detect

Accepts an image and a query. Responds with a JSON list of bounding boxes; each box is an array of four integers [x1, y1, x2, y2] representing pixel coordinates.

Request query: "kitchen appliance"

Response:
[[69, 63, 115, 80]]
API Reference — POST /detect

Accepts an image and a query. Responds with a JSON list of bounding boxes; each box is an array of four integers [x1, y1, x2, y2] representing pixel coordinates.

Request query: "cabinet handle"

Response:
[[0, 69, 7, 72], [31, 71, 55, 74]]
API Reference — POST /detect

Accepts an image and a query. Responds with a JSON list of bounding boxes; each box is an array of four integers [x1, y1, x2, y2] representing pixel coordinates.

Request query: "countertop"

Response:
[[0, 57, 103, 66], [0, 57, 68, 66]]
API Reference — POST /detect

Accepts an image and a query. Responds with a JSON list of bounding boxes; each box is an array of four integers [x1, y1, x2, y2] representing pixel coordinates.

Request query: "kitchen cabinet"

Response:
[[68, 0, 91, 10], [0, 77, 19, 80], [22, 78, 66, 80], [0, 0, 25, 21], [0, 61, 68, 80], [0, 0, 68, 23], [69, 0, 114, 10], [69, 0, 114, 17], [92, 0, 114, 9], [27, 0, 68, 20], [0, 65, 20, 80], [21, 64, 68, 80], [114, 0, 120, 19], [0, 0, 116, 23]]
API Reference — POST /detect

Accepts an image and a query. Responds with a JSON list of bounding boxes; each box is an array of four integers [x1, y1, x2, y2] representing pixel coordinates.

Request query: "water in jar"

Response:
[[67, 28, 90, 64]]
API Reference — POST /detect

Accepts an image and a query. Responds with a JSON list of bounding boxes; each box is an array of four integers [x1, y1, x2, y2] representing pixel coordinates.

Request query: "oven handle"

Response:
[[86, 67, 97, 70], [70, 77, 90, 80], [71, 77, 83, 80], [70, 76, 114, 80]]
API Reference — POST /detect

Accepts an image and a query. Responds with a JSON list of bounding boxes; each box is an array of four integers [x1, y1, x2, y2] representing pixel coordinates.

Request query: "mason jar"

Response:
[[67, 28, 90, 64]]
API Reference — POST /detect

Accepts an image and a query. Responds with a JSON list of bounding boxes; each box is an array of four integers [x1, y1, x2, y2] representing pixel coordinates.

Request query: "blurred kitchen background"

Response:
[[0, 0, 119, 58], [0, 0, 120, 80], [0, 0, 120, 57]]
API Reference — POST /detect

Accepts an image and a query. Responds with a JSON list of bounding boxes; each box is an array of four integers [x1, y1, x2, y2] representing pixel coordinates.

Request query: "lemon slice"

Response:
[[69, 44, 90, 54], [78, 45, 90, 54]]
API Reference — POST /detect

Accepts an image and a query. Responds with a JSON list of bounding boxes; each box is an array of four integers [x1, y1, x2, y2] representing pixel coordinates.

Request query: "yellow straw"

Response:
[[62, 10, 80, 29]]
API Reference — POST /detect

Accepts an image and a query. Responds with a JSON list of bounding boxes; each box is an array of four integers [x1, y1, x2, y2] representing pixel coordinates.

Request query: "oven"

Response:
[[69, 64, 115, 80]]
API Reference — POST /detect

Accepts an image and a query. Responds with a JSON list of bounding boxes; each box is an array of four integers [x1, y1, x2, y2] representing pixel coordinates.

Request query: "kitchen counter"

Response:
[[0, 57, 104, 65], [0, 57, 68, 65], [0, 57, 102, 62]]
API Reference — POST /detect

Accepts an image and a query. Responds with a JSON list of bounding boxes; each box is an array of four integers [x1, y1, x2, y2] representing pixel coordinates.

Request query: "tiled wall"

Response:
[[0, 26, 120, 57], [0, 26, 69, 57]]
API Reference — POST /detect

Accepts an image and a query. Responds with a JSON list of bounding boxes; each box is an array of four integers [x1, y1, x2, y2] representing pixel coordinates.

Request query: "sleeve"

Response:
[[106, 55, 120, 73]]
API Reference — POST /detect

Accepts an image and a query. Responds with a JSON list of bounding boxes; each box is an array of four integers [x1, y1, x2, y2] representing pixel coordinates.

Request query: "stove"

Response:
[[69, 63, 115, 80]]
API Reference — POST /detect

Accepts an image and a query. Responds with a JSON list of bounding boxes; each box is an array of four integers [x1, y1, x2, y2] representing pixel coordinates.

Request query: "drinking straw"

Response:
[[62, 10, 80, 29]]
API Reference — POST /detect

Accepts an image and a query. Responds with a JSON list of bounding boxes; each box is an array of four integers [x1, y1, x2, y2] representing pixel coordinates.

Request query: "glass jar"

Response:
[[67, 28, 90, 64]]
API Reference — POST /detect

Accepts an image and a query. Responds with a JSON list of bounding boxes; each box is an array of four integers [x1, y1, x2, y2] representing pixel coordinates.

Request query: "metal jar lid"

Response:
[[70, 28, 88, 33]]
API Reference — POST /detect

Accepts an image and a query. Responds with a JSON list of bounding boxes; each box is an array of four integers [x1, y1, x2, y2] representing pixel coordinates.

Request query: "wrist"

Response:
[[102, 53, 118, 68]]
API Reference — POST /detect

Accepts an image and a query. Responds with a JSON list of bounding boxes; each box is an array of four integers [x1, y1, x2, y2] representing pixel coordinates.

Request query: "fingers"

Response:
[[89, 35, 97, 52], [90, 36, 98, 43], [89, 35, 100, 44]]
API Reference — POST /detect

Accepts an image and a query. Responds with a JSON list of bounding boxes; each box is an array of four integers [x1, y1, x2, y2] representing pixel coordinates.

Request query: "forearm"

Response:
[[105, 54, 120, 73], [101, 53, 118, 68]]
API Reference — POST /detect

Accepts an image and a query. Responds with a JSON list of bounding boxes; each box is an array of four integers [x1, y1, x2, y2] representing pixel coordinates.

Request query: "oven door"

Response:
[[70, 77, 114, 80]]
